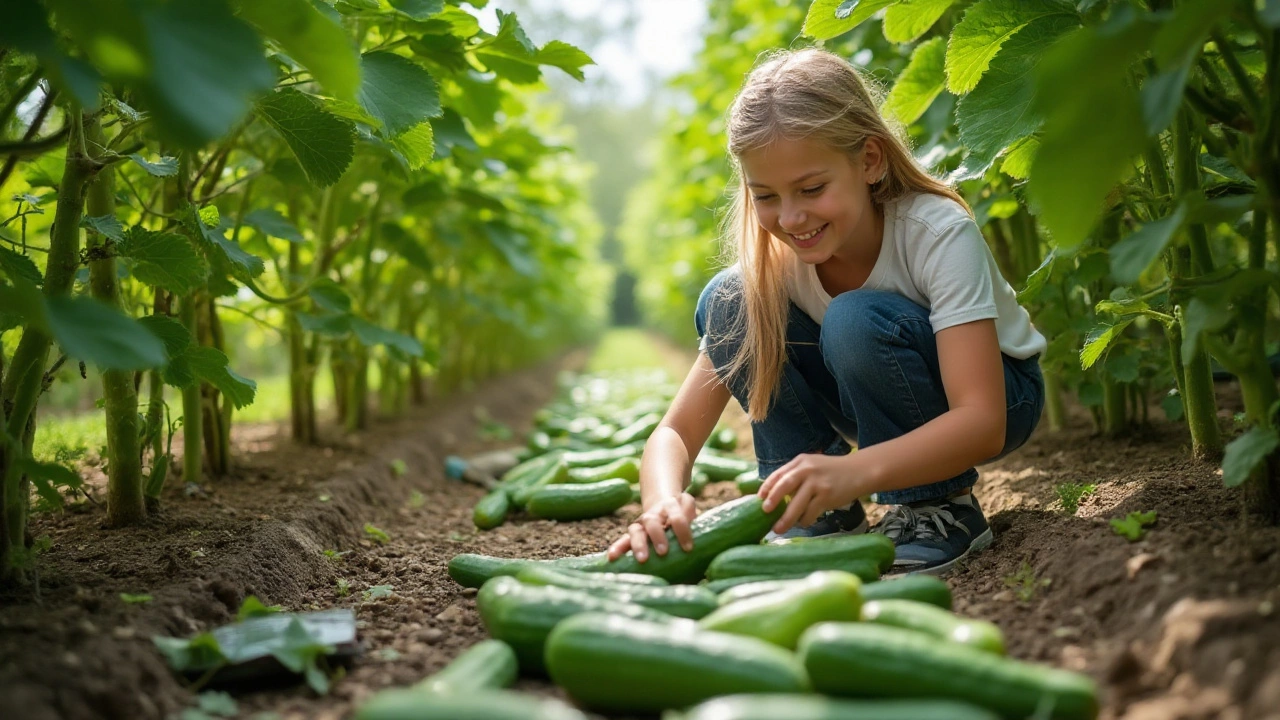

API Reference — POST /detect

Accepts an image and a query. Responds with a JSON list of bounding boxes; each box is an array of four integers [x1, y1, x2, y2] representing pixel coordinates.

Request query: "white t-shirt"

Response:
[[785, 192, 1046, 359]]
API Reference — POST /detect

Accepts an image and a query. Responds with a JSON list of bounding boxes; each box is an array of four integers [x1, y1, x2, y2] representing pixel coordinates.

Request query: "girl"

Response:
[[607, 48, 1046, 575]]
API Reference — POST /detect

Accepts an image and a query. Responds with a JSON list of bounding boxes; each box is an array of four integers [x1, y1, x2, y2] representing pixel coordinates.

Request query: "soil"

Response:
[[1, 341, 1279, 720]]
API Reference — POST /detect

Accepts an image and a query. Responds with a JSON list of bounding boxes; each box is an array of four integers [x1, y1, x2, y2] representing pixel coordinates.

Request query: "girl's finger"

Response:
[[607, 534, 631, 561], [644, 513, 671, 556], [799, 497, 825, 528], [762, 468, 798, 513], [628, 522, 651, 563], [668, 504, 695, 552], [773, 485, 813, 534], [757, 457, 796, 497]]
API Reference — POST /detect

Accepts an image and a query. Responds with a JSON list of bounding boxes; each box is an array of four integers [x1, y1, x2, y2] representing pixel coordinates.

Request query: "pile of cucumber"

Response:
[[356, 492, 1098, 719], [471, 370, 754, 531]]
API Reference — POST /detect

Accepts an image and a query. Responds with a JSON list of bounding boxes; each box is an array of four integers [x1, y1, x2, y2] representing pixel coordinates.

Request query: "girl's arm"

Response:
[[607, 350, 732, 562], [761, 319, 1006, 532]]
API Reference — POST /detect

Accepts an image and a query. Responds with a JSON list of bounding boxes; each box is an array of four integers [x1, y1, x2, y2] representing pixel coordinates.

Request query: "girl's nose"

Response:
[[779, 202, 806, 232]]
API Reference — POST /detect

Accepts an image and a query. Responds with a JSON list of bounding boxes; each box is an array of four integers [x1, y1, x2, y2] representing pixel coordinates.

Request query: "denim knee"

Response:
[[694, 268, 745, 355], [819, 290, 930, 376]]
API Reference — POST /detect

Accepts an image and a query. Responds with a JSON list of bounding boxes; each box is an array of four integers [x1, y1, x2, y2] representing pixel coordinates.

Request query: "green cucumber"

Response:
[[476, 576, 680, 674], [862, 599, 1005, 655], [797, 623, 1099, 720], [566, 456, 640, 484], [693, 449, 754, 481], [601, 495, 785, 584], [610, 411, 662, 446], [734, 469, 761, 494], [356, 689, 588, 720], [509, 458, 570, 508], [527, 478, 632, 521], [698, 570, 862, 648], [562, 442, 643, 468], [545, 613, 810, 714], [716, 577, 805, 605], [705, 573, 809, 594], [704, 556, 880, 589], [447, 552, 609, 589], [472, 489, 511, 531], [671, 694, 1001, 720], [414, 639, 517, 694], [517, 565, 719, 619], [706, 533, 895, 580], [527, 430, 552, 454], [687, 469, 710, 497], [862, 575, 953, 610], [705, 427, 738, 451], [516, 565, 669, 587]]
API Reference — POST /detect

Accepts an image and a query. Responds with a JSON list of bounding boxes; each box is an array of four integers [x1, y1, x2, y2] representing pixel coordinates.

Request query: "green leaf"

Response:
[[235, 0, 360, 101], [81, 215, 125, 242], [884, 37, 947, 127], [137, 315, 193, 359], [382, 223, 432, 271], [1184, 193, 1254, 225], [1110, 510, 1157, 541], [390, 121, 435, 170], [1109, 203, 1187, 284], [153, 632, 226, 673], [803, 0, 900, 40], [364, 523, 390, 543], [245, 209, 304, 243], [186, 346, 257, 409], [1262, 0, 1280, 28], [363, 584, 393, 599], [955, 13, 1077, 178], [128, 154, 179, 177], [1000, 136, 1038, 179], [534, 41, 595, 81], [295, 311, 351, 336], [485, 222, 538, 276], [1161, 390, 1184, 421], [136, 0, 276, 147], [1222, 426, 1280, 488], [309, 278, 352, 313], [120, 593, 154, 604], [1017, 248, 1056, 303], [1151, 0, 1231, 67], [350, 317, 424, 357], [256, 89, 356, 187], [1199, 154, 1254, 188], [388, 0, 444, 20], [1080, 318, 1135, 369], [431, 108, 477, 158], [46, 296, 167, 370], [946, 0, 1078, 94], [0, 245, 44, 285], [883, 0, 957, 42], [1104, 351, 1140, 383], [15, 458, 84, 507], [1141, 53, 1194, 136], [236, 596, 283, 621], [117, 227, 210, 295], [1180, 297, 1232, 365], [358, 52, 442, 137], [196, 691, 238, 718]]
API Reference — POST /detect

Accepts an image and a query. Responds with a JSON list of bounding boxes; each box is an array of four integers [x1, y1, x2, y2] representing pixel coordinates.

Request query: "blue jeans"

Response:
[[694, 268, 1044, 504]]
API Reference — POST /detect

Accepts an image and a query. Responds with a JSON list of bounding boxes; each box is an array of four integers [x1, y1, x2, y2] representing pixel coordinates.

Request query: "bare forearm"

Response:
[[638, 425, 693, 510], [855, 407, 1004, 495]]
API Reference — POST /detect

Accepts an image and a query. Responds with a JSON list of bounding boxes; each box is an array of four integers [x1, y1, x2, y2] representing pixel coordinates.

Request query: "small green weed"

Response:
[[1003, 560, 1051, 602], [407, 490, 426, 509], [120, 593, 153, 604], [363, 523, 390, 544], [1111, 510, 1157, 541], [236, 596, 283, 620], [322, 549, 349, 561], [389, 459, 407, 477], [363, 584, 393, 600], [1054, 482, 1097, 515], [335, 578, 350, 597]]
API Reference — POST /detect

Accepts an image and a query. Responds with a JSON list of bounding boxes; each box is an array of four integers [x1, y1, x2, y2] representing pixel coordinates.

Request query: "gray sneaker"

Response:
[[874, 494, 993, 575], [764, 503, 869, 543]]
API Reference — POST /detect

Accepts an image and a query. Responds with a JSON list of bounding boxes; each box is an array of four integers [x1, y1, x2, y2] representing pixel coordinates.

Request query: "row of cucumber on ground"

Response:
[[355, 375, 1099, 719], [463, 370, 760, 530]]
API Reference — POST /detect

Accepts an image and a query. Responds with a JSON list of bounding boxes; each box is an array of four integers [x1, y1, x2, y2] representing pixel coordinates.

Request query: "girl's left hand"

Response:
[[758, 453, 865, 534]]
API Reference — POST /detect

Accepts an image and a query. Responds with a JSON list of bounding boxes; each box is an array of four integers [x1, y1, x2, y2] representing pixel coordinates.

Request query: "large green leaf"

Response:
[[117, 227, 210, 296], [137, 315, 193, 359], [946, 0, 1077, 94], [1109, 203, 1187, 284], [245, 209, 305, 244], [534, 41, 595, 81], [431, 108, 478, 158], [1080, 318, 1135, 370], [883, 0, 957, 43], [4, 0, 103, 109], [235, 0, 360, 101], [350, 317, 424, 357], [1222, 427, 1280, 488], [1000, 136, 1038, 179], [390, 121, 435, 170], [955, 13, 1078, 179], [309, 278, 352, 313], [256, 89, 356, 187], [128, 154, 179, 177], [15, 458, 83, 508], [81, 215, 125, 242], [1262, 0, 1280, 28], [46, 296, 167, 370], [884, 37, 947, 127], [388, 0, 444, 20], [382, 224, 432, 272], [295, 311, 351, 336], [803, 0, 901, 40], [137, 0, 276, 147], [186, 345, 257, 409], [358, 52, 442, 137], [1140, 54, 1194, 136], [0, 245, 44, 285]]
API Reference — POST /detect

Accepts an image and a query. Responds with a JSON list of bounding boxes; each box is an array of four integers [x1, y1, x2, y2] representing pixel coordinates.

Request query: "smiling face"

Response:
[[739, 136, 884, 266]]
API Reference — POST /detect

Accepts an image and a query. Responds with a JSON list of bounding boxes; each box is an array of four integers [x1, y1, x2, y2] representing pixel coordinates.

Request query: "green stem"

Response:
[[180, 296, 203, 484], [1043, 368, 1066, 432]]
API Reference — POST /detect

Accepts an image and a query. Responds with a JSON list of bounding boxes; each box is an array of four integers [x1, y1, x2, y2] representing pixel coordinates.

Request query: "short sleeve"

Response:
[[913, 219, 999, 332]]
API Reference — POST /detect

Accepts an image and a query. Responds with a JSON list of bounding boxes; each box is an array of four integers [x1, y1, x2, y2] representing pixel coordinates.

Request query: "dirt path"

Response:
[[2, 340, 1279, 720]]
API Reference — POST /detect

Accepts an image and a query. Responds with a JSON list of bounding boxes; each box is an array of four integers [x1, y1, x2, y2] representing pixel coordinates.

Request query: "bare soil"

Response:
[[1, 344, 1278, 720]]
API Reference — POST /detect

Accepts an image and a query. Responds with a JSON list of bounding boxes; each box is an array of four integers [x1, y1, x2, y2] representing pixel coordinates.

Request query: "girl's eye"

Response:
[[801, 184, 826, 195], [752, 194, 776, 203]]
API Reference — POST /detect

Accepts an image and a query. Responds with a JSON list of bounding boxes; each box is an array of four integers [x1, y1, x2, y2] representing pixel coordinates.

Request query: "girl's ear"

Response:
[[863, 137, 886, 183]]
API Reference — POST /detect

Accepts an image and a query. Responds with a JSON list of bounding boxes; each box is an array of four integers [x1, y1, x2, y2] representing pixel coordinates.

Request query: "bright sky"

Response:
[[477, 0, 708, 104]]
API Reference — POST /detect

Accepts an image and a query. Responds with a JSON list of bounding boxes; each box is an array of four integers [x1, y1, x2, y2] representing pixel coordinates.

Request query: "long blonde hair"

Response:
[[715, 48, 969, 422]]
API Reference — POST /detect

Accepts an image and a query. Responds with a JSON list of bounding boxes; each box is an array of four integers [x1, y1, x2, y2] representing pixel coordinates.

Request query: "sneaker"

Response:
[[874, 494, 993, 575], [764, 503, 869, 543]]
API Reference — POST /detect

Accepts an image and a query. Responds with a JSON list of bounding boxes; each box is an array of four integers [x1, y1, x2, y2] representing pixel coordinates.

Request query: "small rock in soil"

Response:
[[435, 604, 466, 623]]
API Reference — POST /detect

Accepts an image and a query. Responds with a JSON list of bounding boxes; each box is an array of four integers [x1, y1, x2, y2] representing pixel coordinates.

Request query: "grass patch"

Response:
[[585, 328, 670, 374], [33, 413, 105, 464]]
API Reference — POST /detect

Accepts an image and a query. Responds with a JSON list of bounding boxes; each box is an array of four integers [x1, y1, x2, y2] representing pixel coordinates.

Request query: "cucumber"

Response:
[[706, 533, 895, 580], [476, 576, 680, 674], [516, 566, 669, 587], [705, 427, 738, 451], [601, 495, 785, 584], [704, 556, 880, 588], [517, 565, 719, 619], [414, 639, 517, 694], [687, 469, 710, 497], [716, 577, 805, 605], [671, 694, 1001, 720], [509, 458, 570, 508], [862, 575, 953, 610], [499, 451, 559, 487], [527, 430, 552, 454], [472, 489, 510, 531], [447, 552, 609, 589], [356, 689, 588, 720], [735, 469, 761, 494], [566, 456, 640, 484], [562, 442, 643, 469], [797, 623, 1099, 720], [610, 411, 662, 446], [545, 613, 810, 713], [693, 449, 754, 481], [629, 484, 641, 504], [862, 599, 1005, 655], [698, 570, 862, 648], [527, 479, 632, 521]]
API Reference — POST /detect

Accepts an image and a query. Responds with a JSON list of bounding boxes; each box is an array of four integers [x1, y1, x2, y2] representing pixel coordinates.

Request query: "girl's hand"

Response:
[[758, 453, 864, 535], [607, 493, 697, 563]]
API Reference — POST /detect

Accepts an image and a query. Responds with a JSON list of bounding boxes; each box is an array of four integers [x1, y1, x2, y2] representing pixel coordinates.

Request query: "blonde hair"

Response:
[[715, 47, 969, 422]]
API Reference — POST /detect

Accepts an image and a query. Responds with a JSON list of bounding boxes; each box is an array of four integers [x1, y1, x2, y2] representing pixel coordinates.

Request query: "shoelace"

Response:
[[877, 504, 971, 543]]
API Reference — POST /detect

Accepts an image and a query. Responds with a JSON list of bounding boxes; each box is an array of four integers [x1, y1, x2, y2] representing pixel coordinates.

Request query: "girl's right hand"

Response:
[[606, 492, 697, 563]]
